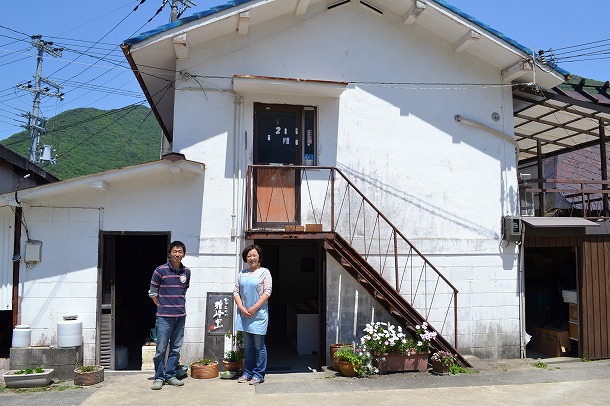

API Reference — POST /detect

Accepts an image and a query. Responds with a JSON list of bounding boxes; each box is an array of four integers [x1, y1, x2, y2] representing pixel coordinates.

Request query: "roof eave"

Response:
[[0, 158, 204, 207]]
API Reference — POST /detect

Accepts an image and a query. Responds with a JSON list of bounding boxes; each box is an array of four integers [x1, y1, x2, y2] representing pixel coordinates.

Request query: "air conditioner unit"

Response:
[[503, 216, 522, 243]]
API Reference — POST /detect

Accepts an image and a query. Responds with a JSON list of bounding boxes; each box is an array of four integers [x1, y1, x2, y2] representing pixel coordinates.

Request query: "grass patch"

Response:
[[532, 359, 547, 369], [449, 364, 479, 375], [0, 381, 82, 394]]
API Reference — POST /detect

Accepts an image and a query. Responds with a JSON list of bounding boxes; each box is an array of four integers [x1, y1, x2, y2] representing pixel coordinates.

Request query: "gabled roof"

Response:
[[121, 0, 567, 142]]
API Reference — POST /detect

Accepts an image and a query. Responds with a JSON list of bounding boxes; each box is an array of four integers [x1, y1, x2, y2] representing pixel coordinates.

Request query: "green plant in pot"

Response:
[[74, 364, 104, 386], [334, 345, 369, 377], [223, 331, 245, 374], [190, 357, 219, 379]]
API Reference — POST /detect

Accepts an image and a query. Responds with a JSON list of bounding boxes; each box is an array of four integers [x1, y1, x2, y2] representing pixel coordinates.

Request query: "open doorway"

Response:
[[524, 246, 579, 358], [100, 233, 169, 369], [255, 240, 324, 373]]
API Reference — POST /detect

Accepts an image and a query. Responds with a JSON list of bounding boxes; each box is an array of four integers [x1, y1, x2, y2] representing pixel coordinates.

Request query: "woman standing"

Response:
[[233, 244, 272, 385]]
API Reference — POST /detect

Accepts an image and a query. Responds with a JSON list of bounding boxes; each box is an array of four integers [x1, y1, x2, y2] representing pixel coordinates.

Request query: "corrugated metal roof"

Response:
[[122, 0, 567, 76], [123, 0, 251, 45], [513, 82, 610, 164]]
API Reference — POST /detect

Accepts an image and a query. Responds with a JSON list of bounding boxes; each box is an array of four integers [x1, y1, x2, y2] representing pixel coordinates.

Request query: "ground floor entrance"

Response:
[[524, 246, 579, 358], [255, 240, 324, 373], [523, 224, 610, 360], [99, 232, 169, 370]]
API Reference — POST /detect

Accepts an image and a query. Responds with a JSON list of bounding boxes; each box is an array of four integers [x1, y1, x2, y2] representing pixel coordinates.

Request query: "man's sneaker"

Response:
[[166, 377, 184, 386], [237, 375, 251, 383], [249, 377, 263, 385], [151, 379, 164, 390]]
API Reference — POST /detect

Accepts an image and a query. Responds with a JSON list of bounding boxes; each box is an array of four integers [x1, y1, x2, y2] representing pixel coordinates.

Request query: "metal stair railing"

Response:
[[247, 165, 461, 354]]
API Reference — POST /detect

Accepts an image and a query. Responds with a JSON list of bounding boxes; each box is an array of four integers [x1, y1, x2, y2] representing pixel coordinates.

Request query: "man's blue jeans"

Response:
[[154, 316, 185, 381], [242, 331, 267, 380]]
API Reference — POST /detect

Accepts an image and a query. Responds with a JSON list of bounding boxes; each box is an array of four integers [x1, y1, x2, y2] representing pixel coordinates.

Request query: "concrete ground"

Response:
[[1, 355, 610, 405]]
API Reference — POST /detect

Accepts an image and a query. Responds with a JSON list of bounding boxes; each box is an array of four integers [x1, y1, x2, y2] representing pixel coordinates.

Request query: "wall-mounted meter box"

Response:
[[503, 216, 522, 242], [24, 240, 42, 263]]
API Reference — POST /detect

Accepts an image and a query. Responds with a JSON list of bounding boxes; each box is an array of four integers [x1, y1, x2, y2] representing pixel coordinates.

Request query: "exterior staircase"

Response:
[[247, 165, 470, 367], [324, 233, 469, 367]]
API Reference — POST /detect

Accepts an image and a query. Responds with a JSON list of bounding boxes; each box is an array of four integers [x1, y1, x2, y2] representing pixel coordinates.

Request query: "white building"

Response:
[[1, 0, 568, 369]]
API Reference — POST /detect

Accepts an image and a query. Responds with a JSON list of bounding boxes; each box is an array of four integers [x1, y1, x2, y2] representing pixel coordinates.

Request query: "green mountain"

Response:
[[0, 105, 162, 180]]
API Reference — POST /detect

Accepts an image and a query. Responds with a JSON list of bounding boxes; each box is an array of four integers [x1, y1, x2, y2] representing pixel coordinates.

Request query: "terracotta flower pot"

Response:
[[430, 359, 450, 375], [330, 343, 352, 371], [190, 361, 219, 379], [337, 360, 358, 377], [222, 359, 243, 374]]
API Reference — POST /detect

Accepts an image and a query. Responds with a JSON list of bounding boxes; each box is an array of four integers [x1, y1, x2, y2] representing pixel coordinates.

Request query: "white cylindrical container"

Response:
[[115, 345, 128, 370], [12, 325, 31, 348], [57, 315, 82, 347]]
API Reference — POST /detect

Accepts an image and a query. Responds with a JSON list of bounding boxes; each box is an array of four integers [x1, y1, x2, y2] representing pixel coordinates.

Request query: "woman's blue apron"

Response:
[[235, 269, 269, 335]]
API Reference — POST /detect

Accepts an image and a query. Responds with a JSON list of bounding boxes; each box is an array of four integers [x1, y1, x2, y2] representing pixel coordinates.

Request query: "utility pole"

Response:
[[170, 0, 197, 22], [17, 35, 64, 164]]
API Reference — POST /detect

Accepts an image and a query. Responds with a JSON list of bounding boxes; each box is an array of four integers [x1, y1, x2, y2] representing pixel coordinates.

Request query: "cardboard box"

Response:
[[284, 225, 305, 232], [142, 345, 155, 370], [568, 303, 578, 322], [529, 326, 571, 357], [569, 322, 578, 340], [305, 223, 323, 232]]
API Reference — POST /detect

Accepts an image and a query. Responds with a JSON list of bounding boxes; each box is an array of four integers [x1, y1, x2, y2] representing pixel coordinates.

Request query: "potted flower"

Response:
[[223, 331, 244, 373], [360, 321, 436, 373], [190, 357, 219, 379], [74, 364, 104, 386], [429, 351, 456, 375], [333, 345, 365, 377], [223, 349, 244, 373]]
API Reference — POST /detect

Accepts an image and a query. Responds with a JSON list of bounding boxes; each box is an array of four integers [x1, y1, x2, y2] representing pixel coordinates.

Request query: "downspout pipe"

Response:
[[12, 207, 22, 328], [231, 95, 244, 239]]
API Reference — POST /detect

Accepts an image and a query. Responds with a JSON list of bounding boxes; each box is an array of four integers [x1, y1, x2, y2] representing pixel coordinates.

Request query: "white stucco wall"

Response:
[[15, 207, 100, 361], [166, 3, 520, 357], [7, 165, 223, 364]]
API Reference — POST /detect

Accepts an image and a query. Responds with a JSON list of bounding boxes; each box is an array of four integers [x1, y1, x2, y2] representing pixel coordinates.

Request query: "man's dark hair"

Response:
[[242, 244, 263, 263], [169, 240, 186, 254]]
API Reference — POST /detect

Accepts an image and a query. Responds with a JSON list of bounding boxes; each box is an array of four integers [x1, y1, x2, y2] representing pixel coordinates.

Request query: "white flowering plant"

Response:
[[360, 322, 414, 355], [414, 322, 437, 353]]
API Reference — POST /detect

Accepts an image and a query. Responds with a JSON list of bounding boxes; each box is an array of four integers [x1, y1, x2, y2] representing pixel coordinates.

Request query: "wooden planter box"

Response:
[[3, 368, 54, 388]]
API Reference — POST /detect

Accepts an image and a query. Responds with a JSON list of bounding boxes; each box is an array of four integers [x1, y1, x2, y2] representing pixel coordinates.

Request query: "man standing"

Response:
[[149, 241, 190, 390]]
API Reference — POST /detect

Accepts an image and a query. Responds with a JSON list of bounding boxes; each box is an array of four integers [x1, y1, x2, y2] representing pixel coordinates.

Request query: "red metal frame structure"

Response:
[[246, 164, 460, 350]]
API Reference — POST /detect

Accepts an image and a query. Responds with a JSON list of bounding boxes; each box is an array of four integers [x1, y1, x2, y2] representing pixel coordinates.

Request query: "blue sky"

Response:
[[0, 0, 608, 141]]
